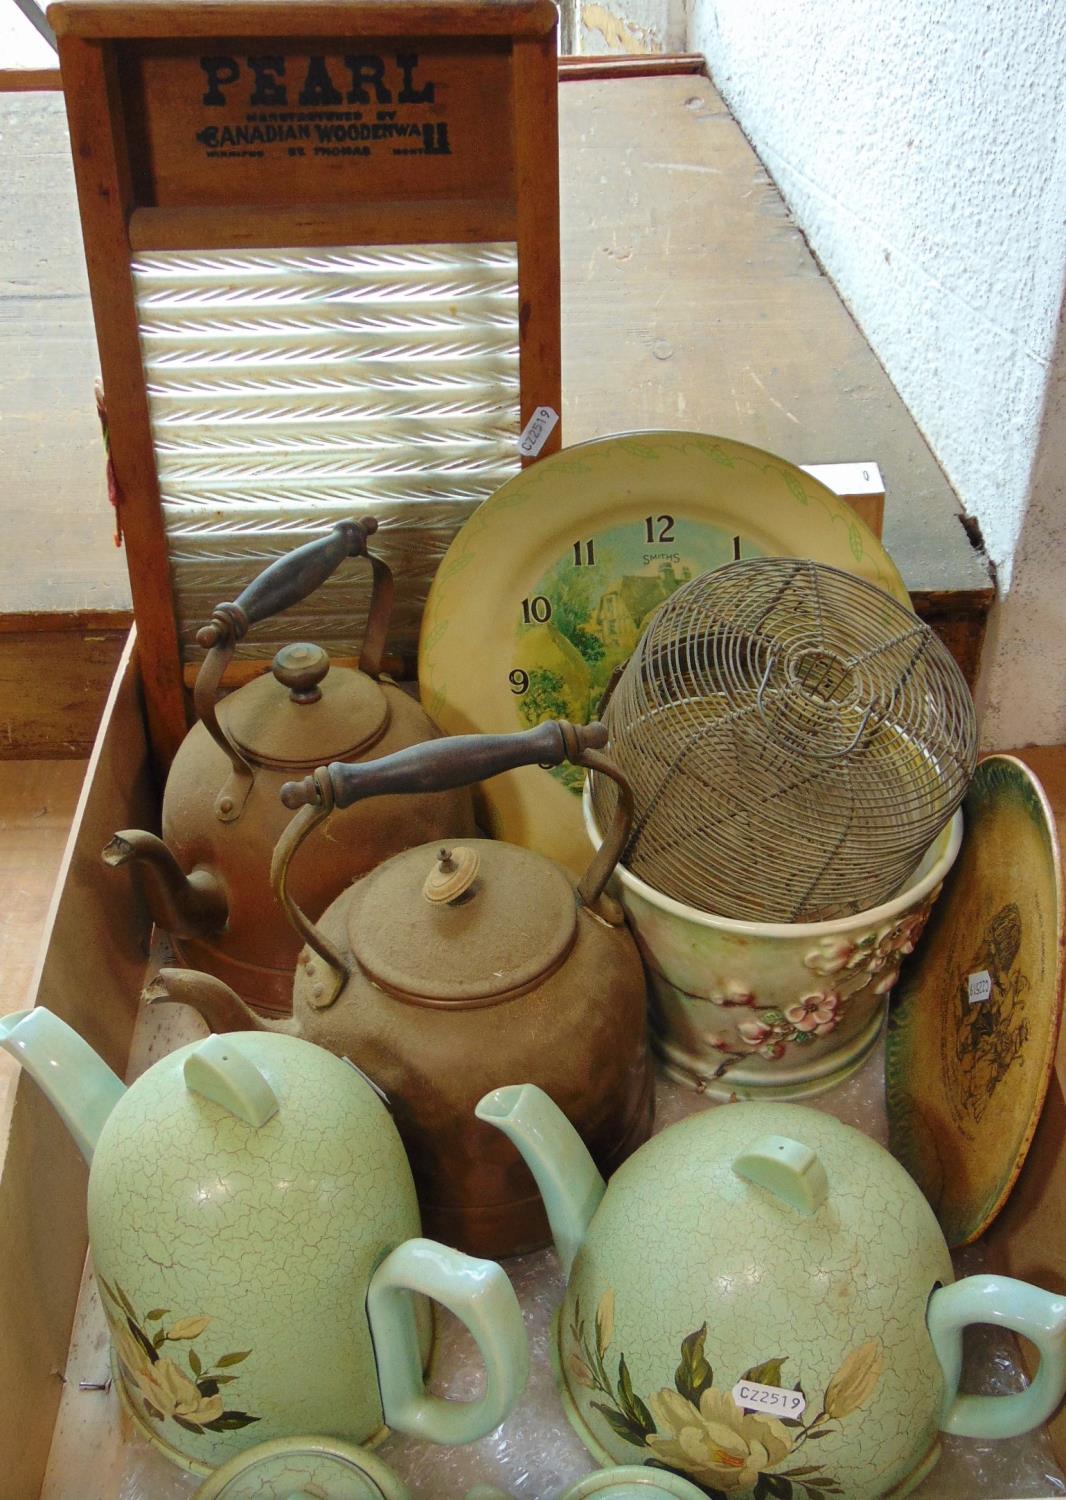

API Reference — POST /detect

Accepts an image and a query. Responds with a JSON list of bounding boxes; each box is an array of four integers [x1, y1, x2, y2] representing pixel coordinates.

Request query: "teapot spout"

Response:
[[475, 1084, 605, 1276], [103, 831, 228, 940], [0, 1009, 125, 1163], [144, 969, 293, 1036]]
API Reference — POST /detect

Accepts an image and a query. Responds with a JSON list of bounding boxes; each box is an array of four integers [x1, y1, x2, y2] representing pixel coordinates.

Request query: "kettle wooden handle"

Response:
[[194, 519, 394, 823], [196, 518, 381, 650], [282, 720, 607, 810], [279, 720, 634, 918]]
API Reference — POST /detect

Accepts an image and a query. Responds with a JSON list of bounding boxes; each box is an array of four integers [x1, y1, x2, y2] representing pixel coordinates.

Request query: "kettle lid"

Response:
[[347, 838, 579, 1005], [219, 643, 389, 769]]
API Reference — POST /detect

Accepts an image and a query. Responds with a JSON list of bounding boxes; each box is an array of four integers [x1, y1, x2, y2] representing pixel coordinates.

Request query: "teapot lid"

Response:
[[347, 838, 578, 1005], [193, 1435, 411, 1499], [218, 643, 389, 769]]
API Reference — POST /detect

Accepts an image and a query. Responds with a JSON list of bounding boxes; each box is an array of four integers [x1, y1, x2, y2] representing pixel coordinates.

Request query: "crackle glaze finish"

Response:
[[87, 1031, 429, 1473], [556, 1104, 952, 1499], [587, 797, 962, 1099]]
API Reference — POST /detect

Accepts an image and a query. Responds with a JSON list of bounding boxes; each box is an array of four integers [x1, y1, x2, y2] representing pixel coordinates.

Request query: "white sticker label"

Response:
[[801, 460, 885, 496], [731, 1380, 807, 1418], [968, 969, 993, 1004], [518, 405, 559, 458]]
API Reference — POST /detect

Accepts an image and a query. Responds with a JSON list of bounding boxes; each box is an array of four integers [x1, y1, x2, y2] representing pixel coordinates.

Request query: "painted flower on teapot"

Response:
[[566, 1295, 882, 1498]]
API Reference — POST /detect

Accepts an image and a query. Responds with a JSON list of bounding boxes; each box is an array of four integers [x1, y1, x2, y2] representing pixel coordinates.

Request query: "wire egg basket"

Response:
[[589, 557, 978, 922]]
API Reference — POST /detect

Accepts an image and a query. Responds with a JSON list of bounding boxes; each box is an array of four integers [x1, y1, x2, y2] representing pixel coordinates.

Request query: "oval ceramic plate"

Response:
[[418, 431, 910, 874], [886, 755, 1065, 1247]]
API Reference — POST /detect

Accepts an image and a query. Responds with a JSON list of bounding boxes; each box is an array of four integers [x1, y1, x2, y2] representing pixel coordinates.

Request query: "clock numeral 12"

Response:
[[521, 595, 553, 625], [572, 539, 596, 566], [644, 514, 676, 543]]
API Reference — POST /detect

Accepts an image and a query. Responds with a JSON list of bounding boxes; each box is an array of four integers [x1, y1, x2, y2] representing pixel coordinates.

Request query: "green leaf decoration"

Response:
[[781, 471, 808, 506], [189, 1349, 202, 1376], [741, 1358, 787, 1387], [589, 1401, 647, 1448], [616, 1353, 655, 1437], [152, 1328, 166, 1349], [211, 1374, 239, 1385], [761, 1009, 786, 1025], [804, 1429, 833, 1440], [805, 1490, 825, 1500], [848, 523, 863, 562], [197, 1378, 218, 1397], [145, 1308, 170, 1322], [215, 1350, 252, 1368], [791, 1030, 815, 1046], [203, 1411, 261, 1432], [674, 1324, 714, 1405], [764, 1476, 793, 1500], [779, 1469, 825, 1479], [171, 1415, 205, 1435]]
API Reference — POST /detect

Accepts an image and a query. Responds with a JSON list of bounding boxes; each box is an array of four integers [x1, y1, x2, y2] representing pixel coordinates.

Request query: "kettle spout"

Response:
[[475, 1084, 605, 1277], [103, 831, 228, 940], [0, 1008, 125, 1163], [144, 969, 293, 1035]]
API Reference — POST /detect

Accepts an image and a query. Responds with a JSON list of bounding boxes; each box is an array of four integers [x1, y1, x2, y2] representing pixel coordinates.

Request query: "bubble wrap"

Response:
[[42, 994, 1066, 1500]]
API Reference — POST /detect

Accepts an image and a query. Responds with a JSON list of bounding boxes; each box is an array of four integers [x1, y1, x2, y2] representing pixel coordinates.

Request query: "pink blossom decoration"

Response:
[[737, 1019, 773, 1047], [715, 980, 757, 1008], [785, 992, 841, 1036]]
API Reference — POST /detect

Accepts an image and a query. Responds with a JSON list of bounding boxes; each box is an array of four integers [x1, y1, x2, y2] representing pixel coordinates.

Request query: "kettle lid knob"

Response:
[[733, 1135, 829, 1216], [423, 845, 481, 904], [272, 642, 331, 703]]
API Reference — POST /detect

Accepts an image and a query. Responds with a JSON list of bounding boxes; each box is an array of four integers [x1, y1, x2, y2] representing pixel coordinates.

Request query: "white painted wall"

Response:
[[689, 0, 1066, 746]]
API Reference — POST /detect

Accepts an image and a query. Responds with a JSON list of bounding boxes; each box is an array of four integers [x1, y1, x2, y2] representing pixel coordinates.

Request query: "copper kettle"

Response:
[[150, 720, 653, 1258], [106, 520, 475, 1015]]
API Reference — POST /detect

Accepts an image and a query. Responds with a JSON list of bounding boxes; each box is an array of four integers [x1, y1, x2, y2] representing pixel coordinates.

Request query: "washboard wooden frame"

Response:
[[48, 0, 562, 768]]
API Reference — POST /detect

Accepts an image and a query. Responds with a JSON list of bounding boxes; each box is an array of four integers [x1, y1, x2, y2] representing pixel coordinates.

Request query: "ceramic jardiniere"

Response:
[[585, 790, 962, 1099], [0, 1009, 528, 1475], [477, 1085, 1066, 1500]]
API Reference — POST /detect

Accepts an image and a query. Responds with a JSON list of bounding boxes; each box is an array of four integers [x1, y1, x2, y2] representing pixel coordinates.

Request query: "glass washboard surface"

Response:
[[132, 243, 521, 661]]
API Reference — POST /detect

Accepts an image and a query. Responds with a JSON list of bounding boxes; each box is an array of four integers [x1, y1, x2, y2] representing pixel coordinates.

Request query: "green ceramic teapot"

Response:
[[0, 1009, 528, 1476], [476, 1086, 1066, 1500]]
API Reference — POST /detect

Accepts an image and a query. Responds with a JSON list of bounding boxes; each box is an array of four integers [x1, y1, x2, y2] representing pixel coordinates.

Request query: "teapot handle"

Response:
[[367, 1237, 528, 1444], [194, 518, 393, 823], [928, 1274, 1066, 1438]]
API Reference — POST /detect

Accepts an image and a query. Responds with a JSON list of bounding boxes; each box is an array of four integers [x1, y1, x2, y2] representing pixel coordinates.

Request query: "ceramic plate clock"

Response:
[[419, 431, 910, 874], [886, 755, 1065, 1246]]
